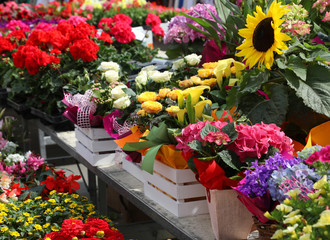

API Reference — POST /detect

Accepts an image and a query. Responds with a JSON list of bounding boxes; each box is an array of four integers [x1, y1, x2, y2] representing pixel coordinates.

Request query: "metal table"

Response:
[[37, 121, 217, 240]]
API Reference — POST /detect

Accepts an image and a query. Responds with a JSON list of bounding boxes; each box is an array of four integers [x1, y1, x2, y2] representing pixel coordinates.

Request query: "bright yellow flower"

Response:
[[23, 212, 30, 217], [34, 196, 42, 200], [137, 109, 146, 117], [191, 76, 202, 85], [276, 204, 293, 213], [303, 225, 312, 233], [158, 88, 171, 99], [137, 91, 158, 103], [313, 210, 330, 227], [34, 224, 42, 231], [283, 215, 301, 225], [48, 199, 56, 204], [285, 210, 300, 218], [202, 62, 218, 69], [72, 194, 79, 199], [49, 190, 56, 195], [235, 0, 291, 69], [70, 203, 77, 208], [28, 217, 34, 223], [201, 78, 217, 87], [0, 226, 8, 232], [286, 188, 301, 198], [141, 101, 163, 114], [10, 231, 20, 237], [313, 175, 327, 190], [179, 79, 194, 88], [271, 229, 283, 239], [43, 223, 50, 228], [198, 69, 214, 78], [299, 233, 311, 240], [51, 225, 60, 231], [64, 198, 72, 203]]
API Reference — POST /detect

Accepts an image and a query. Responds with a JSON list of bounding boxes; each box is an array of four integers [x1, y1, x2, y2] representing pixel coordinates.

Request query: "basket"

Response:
[[252, 216, 277, 240]]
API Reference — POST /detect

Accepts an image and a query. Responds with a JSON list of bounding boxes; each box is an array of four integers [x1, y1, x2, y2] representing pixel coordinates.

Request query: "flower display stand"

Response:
[[207, 189, 253, 240], [122, 159, 145, 183], [75, 126, 120, 166], [143, 160, 208, 217]]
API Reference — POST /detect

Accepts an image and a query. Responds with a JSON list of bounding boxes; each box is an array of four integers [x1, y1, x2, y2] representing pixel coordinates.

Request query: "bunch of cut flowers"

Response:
[[235, 145, 329, 225], [0, 190, 123, 240], [265, 174, 330, 240]]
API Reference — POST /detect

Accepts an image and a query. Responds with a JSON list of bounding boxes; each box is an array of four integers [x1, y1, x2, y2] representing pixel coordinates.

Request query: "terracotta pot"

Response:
[[207, 189, 253, 240]]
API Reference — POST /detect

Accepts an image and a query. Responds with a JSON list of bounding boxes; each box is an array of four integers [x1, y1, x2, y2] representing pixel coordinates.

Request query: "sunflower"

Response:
[[236, 0, 291, 69]]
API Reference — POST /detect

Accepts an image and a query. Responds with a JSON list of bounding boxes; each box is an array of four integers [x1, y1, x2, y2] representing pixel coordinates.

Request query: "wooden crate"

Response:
[[75, 126, 121, 166], [143, 160, 208, 217], [122, 159, 144, 183]]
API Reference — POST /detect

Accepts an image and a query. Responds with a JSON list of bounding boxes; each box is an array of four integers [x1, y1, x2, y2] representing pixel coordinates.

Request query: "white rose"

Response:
[[172, 58, 185, 70], [141, 65, 156, 72], [151, 71, 173, 83], [135, 71, 148, 87], [184, 53, 202, 66], [104, 70, 119, 83], [111, 85, 127, 99], [98, 61, 120, 72], [113, 96, 131, 109]]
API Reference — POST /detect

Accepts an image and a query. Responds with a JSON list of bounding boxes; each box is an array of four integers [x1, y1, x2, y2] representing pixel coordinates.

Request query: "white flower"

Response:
[[141, 65, 156, 72], [111, 85, 128, 100], [150, 71, 173, 83], [5, 153, 25, 164], [135, 71, 148, 87], [113, 96, 131, 109], [172, 58, 185, 70], [2, 141, 18, 154], [104, 70, 120, 83], [184, 53, 202, 66], [98, 61, 120, 72]]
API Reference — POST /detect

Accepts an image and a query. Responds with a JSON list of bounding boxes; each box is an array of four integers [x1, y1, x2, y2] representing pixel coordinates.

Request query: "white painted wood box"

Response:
[[143, 160, 208, 217], [75, 126, 120, 166]]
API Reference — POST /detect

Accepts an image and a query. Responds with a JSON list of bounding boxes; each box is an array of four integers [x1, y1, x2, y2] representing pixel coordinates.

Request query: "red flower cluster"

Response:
[[69, 38, 99, 62], [111, 21, 136, 44], [43, 218, 124, 240], [98, 32, 113, 44], [40, 169, 81, 196], [0, 37, 15, 54], [145, 13, 164, 37], [12, 45, 59, 75], [97, 14, 136, 44]]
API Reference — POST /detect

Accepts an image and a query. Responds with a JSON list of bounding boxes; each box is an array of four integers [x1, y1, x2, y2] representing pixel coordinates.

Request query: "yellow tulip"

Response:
[[194, 100, 212, 119]]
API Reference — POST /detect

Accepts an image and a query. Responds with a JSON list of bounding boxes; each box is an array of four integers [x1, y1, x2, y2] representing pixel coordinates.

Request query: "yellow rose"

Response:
[[137, 92, 158, 103], [137, 109, 146, 117], [179, 79, 194, 88], [202, 62, 218, 69], [158, 88, 171, 99], [141, 101, 163, 114], [201, 78, 217, 87], [198, 69, 214, 78]]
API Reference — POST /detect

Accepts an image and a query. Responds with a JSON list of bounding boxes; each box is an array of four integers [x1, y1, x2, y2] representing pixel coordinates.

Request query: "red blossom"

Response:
[[69, 38, 99, 62], [151, 25, 164, 37], [113, 14, 133, 25], [61, 219, 84, 238], [111, 22, 136, 44], [98, 18, 114, 33], [98, 32, 113, 44], [0, 37, 15, 54], [145, 13, 161, 27]]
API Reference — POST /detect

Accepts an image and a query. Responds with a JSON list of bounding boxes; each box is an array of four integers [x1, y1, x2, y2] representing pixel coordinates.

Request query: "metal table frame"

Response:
[[37, 120, 216, 240]]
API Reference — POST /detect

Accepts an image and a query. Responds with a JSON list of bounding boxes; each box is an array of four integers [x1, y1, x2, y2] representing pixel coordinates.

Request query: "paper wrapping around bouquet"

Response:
[[155, 145, 188, 169], [305, 120, 330, 148]]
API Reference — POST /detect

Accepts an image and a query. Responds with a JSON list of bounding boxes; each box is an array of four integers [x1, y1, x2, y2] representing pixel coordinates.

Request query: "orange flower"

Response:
[[158, 88, 171, 99], [202, 62, 218, 69], [201, 78, 217, 87], [137, 91, 158, 103], [137, 109, 146, 116], [141, 101, 163, 114], [198, 69, 214, 78], [168, 91, 178, 101], [179, 79, 194, 88]]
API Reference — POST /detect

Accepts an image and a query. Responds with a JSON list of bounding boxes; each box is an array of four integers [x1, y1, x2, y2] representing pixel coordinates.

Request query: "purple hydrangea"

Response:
[[164, 4, 224, 44], [268, 162, 322, 202], [236, 153, 303, 198]]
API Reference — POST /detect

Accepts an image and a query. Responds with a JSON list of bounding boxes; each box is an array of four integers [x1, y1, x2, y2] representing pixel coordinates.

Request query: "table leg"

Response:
[[98, 178, 108, 216], [88, 170, 97, 207]]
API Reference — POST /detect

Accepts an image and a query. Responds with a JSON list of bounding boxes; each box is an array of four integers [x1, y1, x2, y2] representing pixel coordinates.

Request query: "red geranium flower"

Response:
[[152, 25, 164, 37], [57, 22, 75, 38], [61, 219, 84, 238], [43, 232, 62, 240], [6, 30, 26, 41], [69, 38, 99, 62], [69, 22, 97, 42], [98, 18, 114, 33], [113, 14, 132, 25], [84, 218, 110, 237], [145, 13, 161, 27], [98, 32, 113, 44], [40, 176, 56, 190], [26, 30, 50, 48], [111, 22, 135, 44], [0, 37, 15, 54]]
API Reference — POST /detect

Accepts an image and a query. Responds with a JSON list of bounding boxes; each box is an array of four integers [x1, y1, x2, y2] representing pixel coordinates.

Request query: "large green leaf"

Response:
[[141, 144, 163, 174], [287, 55, 307, 81], [188, 140, 204, 152], [217, 150, 241, 171], [238, 85, 289, 125], [239, 69, 269, 93], [219, 122, 238, 141], [285, 64, 330, 118]]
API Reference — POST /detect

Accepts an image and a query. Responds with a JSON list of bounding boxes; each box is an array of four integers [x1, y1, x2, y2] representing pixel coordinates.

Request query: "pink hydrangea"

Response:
[[176, 120, 228, 152], [204, 131, 230, 145], [229, 123, 294, 161]]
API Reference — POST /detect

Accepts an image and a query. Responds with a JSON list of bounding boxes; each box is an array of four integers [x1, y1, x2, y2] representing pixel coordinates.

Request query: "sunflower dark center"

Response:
[[253, 17, 274, 52]]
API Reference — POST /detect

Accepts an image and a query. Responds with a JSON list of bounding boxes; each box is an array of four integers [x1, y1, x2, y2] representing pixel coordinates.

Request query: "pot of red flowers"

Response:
[[43, 217, 124, 240], [175, 113, 294, 240]]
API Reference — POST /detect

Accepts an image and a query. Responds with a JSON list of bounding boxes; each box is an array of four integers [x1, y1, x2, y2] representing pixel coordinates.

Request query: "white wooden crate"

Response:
[[122, 159, 145, 183], [75, 126, 121, 166], [143, 160, 208, 217]]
